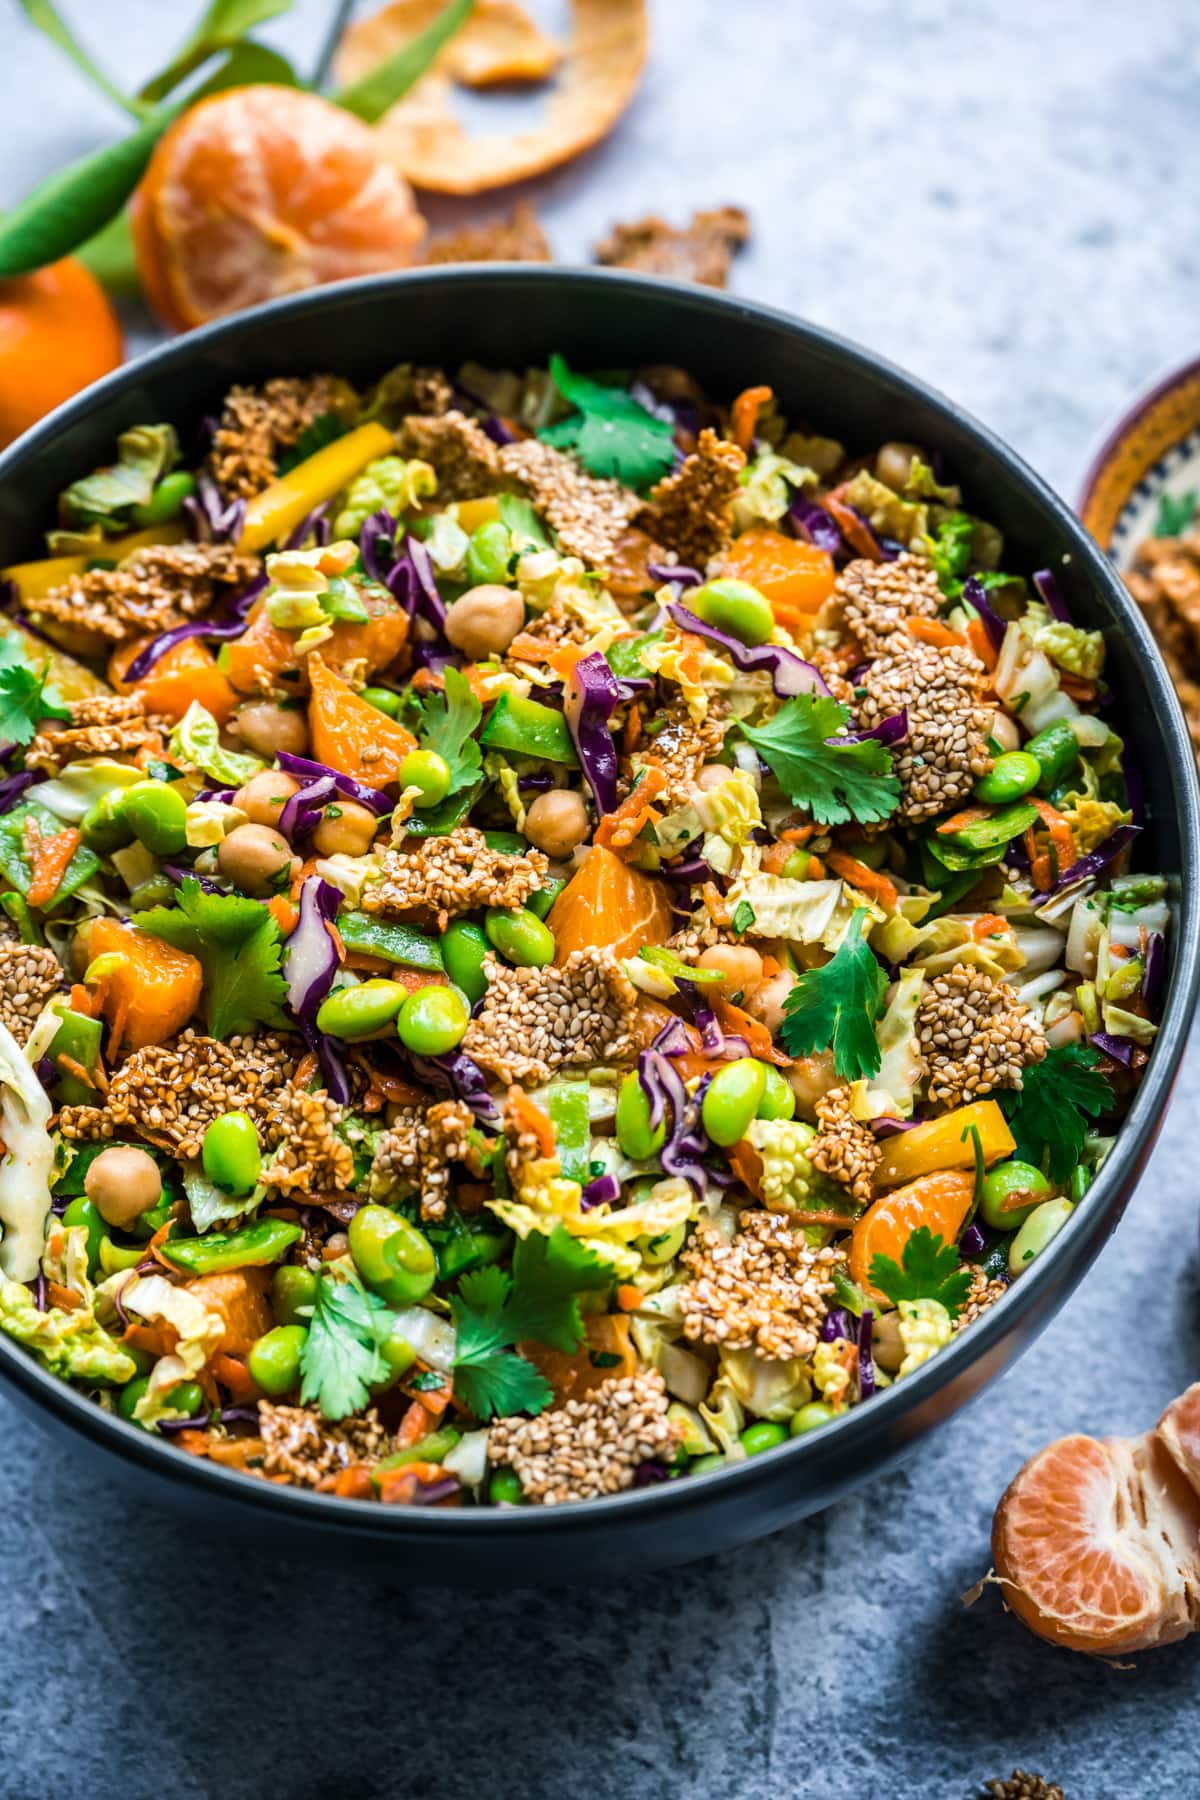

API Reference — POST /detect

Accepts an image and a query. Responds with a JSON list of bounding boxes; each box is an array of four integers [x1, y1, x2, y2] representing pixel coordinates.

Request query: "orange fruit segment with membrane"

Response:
[[307, 656, 416, 787], [88, 918, 203, 1053], [720, 527, 836, 615], [546, 844, 673, 964], [847, 1169, 974, 1301], [224, 591, 410, 698], [110, 634, 235, 725]]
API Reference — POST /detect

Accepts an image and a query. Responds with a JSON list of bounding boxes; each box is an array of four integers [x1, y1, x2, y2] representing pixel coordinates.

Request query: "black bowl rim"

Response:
[[1, 263, 1197, 1537]]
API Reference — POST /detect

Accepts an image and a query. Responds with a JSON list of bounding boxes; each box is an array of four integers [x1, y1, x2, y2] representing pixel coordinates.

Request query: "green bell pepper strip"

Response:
[[47, 1007, 103, 1107], [0, 800, 100, 909], [935, 799, 1040, 856], [372, 1427, 461, 1482], [482, 830, 527, 855], [606, 632, 663, 679], [479, 692, 579, 766], [546, 1080, 591, 1185], [0, 891, 43, 943], [161, 1218, 302, 1276], [336, 911, 444, 971], [399, 782, 481, 839], [526, 877, 566, 921], [430, 1211, 511, 1282]]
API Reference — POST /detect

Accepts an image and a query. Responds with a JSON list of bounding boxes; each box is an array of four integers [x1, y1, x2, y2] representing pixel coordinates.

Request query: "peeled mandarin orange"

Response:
[[720, 526, 836, 614], [89, 918, 203, 1053], [110, 634, 235, 724], [224, 588, 409, 697], [307, 655, 416, 786], [130, 85, 426, 331], [184, 1269, 273, 1355], [0, 259, 122, 449], [847, 1168, 974, 1300], [546, 844, 674, 964], [992, 1428, 1200, 1655]]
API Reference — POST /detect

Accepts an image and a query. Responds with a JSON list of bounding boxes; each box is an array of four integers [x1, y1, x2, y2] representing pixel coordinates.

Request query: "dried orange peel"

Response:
[[336, 0, 648, 195]]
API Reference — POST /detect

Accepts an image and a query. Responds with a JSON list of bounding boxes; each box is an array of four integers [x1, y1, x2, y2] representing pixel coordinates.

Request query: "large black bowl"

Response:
[[0, 268, 1196, 1584]]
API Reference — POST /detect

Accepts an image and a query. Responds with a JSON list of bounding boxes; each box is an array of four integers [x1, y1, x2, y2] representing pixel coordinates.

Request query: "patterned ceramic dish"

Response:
[[1078, 354, 1200, 564]]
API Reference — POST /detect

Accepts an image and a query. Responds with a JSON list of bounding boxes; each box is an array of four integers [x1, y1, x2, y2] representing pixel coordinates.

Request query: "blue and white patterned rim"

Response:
[[1108, 425, 1200, 571]]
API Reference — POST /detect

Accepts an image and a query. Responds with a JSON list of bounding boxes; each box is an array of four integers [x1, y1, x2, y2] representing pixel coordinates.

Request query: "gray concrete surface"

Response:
[[1, 2, 1198, 1795]]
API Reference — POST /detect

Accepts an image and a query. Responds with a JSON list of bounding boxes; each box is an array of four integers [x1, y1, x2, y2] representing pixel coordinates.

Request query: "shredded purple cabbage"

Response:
[[963, 574, 1008, 651], [1033, 567, 1072, 623], [1090, 1030, 1135, 1067], [870, 1116, 922, 1136], [360, 508, 397, 585], [282, 504, 331, 551], [667, 601, 830, 699], [162, 863, 227, 895], [821, 1306, 855, 1343], [283, 875, 340, 1022], [857, 1308, 876, 1399], [650, 1015, 692, 1058], [564, 651, 622, 815], [275, 751, 391, 813], [122, 571, 268, 682], [0, 769, 44, 814], [1143, 930, 1165, 1017], [635, 1050, 727, 1199], [789, 495, 845, 557], [1050, 823, 1141, 895], [675, 980, 750, 1060], [29, 1272, 46, 1313], [581, 1172, 620, 1211], [184, 472, 246, 545], [646, 561, 703, 590], [633, 1459, 672, 1487], [405, 1048, 499, 1124], [959, 1220, 987, 1257], [279, 774, 338, 843], [838, 708, 908, 748], [411, 1474, 460, 1506]]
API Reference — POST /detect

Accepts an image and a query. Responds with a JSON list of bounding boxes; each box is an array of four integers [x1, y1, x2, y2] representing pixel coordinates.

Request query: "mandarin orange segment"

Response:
[[0, 258, 122, 449], [89, 917, 203, 1053], [184, 1269, 273, 1356], [847, 1169, 974, 1299], [720, 526, 836, 614], [546, 844, 673, 964], [224, 590, 410, 697], [307, 656, 416, 786], [130, 86, 425, 331], [110, 634, 235, 724], [518, 1314, 636, 1406], [992, 1431, 1200, 1655]]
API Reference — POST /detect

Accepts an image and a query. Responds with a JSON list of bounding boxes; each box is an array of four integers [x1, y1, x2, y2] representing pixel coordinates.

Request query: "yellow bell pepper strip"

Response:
[[239, 422, 395, 553], [1, 522, 187, 601], [873, 1099, 1015, 1190]]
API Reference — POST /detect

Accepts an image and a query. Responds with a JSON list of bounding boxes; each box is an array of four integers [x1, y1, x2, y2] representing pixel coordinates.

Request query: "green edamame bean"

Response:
[[740, 1420, 789, 1456], [398, 748, 451, 809], [98, 1237, 144, 1276], [248, 1325, 307, 1397], [379, 1321, 417, 1378], [62, 1195, 105, 1273], [349, 1204, 436, 1306], [316, 978, 409, 1040], [757, 1063, 796, 1121], [440, 920, 490, 1005], [690, 1452, 726, 1475], [616, 1070, 667, 1161], [637, 1222, 686, 1265], [839, 837, 888, 871], [129, 470, 196, 527], [271, 1264, 318, 1326], [117, 1375, 150, 1423], [701, 1057, 768, 1147], [1026, 720, 1080, 792], [128, 874, 176, 913], [201, 1111, 261, 1197], [974, 750, 1041, 806], [781, 849, 810, 879], [396, 984, 470, 1055], [790, 1401, 836, 1436], [465, 519, 513, 587], [1008, 1198, 1074, 1277], [489, 1467, 526, 1504], [167, 1380, 206, 1418], [119, 780, 189, 856], [484, 906, 555, 968], [979, 1158, 1051, 1231], [360, 686, 402, 717], [80, 790, 133, 854], [692, 578, 774, 647]]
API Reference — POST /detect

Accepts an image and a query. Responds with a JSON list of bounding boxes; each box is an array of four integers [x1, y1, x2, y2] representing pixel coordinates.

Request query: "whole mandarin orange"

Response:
[[130, 85, 427, 332], [0, 258, 123, 450]]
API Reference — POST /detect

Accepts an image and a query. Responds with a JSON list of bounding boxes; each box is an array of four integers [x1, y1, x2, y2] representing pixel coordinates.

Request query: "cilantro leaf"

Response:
[[779, 908, 888, 1080], [449, 1226, 611, 1420], [299, 1271, 392, 1421], [923, 511, 974, 588], [868, 1226, 973, 1319], [277, 413, 348, 475], [409, 665, 482, 798], [540, 354, 676, 488], [1155, 490, 1198, 539], [0, 637, 70, 746], [999, 1042, 1111, 1183], [740, 694, 901, 828], [137, 877, 289, 1038]]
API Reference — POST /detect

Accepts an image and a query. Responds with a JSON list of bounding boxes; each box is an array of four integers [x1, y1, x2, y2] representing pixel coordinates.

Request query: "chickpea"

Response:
[[84, 1144, 162, 1231], [696, 763, 735, 792], [989, 708, 1021, 753], [524, 789, 589, 858], [233, 770, 299, 828], [745, 967, 797, 1035], [785, 1049, 839, 1121], [232, 700, 309, 759], [217, 823, 299, 896], [444, 584, 525, 660], [872, 1310, 906, 1374], [875, 440, 922, 493], [312, 800, 379, 858], [697, 942, 763, 993]]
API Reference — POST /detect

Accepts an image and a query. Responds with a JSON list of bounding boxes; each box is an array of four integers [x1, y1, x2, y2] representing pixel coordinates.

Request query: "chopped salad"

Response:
[[0, 358, 1165, 1508]]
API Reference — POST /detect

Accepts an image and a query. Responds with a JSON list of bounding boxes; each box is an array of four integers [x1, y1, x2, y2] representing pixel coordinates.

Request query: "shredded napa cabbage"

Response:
[[1023, 598, 1105, 681], [0, 1019, 55, 1281], [732, 449, 816, 531], [169, 702, 262, 789]]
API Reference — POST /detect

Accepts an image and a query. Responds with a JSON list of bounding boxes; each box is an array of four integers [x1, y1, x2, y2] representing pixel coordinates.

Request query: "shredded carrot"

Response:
[[1060, 673, 1097, 703], [25, 823, 80, 907], [68, 982, 99, 1017], [971, 913, 1008, 941], [1024, 824, 1051, 892], [409, 666, 446, 694], [623, 706, 642, 754], [293, 1050, 319, 1088], [965, 617, 999, 670], [825, 850, 898, 911], [288, 857, 320, 903], [354, 1061, 425, 1107], [54, 1052, 94, 1090], [616, 1284, 644, 1313], [267, 895, 299, 934], [702, 879, 732, 928], [134, 734, 167, 771], [729, 1138, 764, 1197], [211, 1352, 257, 1402], [122, 1321, 177, 1357], [331, 1464, 376, 1499], [594, 764, 667, 854], [825, 491, 883, 561], [760, 841, 794, 876], [907, 616, 966, 650], [401, 1376, 452, 1419], [731, 384, 772, 454], [806, 855, 825, 879], [375, 1462, 450, 1505], [507, 1087, 556, 1159], [396, 1399, 433, 1447], [779, 823, 816, 844], [1031, 798, 1075, 877], [712, 995, 791, 1066], [936, 805, 992, 837], [46, 1281, 81, 1312]]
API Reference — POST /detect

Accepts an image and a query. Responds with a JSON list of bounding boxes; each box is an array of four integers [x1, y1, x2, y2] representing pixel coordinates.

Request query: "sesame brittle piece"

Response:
[[30, 544, 262, 648], [916, 963, 1046, 1109], [595, 206, 750, 289], [426, 202, 551, 266], [369, 1098, 476, 1222], [464, 949, 639, 1086], [258, 1402, 390, 1488], [395, 409, 504, 502], [680, 1209, 843, 1362], [0, 943, 63, 1044], [487, 1370, 679, 1506], [26, 694, 162, 774], [636, 428, 746, 567], [498, 438, 643, 568], [835, 553, 942, 655], [809, 1085, 881, 1207], [363, 829, 548, 932], [857, 638, 993, 823], [207, 375, 356, 500]]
